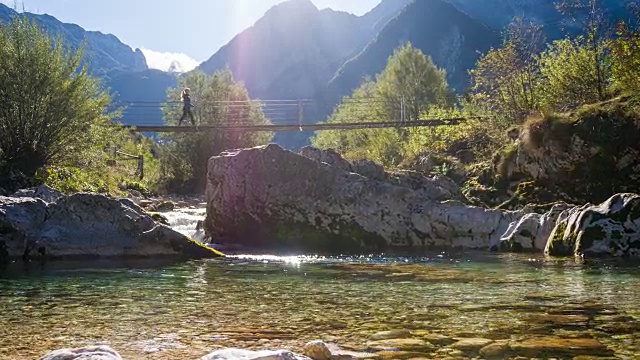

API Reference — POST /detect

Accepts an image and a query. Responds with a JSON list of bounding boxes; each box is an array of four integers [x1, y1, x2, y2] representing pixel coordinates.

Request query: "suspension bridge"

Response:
[[112, 97, 476, 133]]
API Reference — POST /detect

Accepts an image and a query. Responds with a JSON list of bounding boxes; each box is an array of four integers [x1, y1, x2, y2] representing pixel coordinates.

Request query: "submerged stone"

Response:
[[366, 338, 434, 351], [450, 338, 493, 352], [39, 345, 122, 360], [479, 340, 510, 358], [509, 337, 613, 357], [201, 349, 312, 360], [370, 330, 413, 341]]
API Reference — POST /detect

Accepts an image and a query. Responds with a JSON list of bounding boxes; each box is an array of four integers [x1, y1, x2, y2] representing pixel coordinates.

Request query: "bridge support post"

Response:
[[137, 155, 144, 180], [298, 99, 303, 131]]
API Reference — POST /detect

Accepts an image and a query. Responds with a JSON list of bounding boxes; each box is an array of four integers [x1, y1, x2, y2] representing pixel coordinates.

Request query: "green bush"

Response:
[[0, 15, 111, 184]]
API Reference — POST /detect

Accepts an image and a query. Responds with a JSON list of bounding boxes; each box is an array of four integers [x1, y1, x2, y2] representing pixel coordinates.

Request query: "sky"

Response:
[[1, 0, 381, 71]]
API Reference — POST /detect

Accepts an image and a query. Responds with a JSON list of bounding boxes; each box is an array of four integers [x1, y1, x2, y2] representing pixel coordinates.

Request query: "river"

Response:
[[0, 209, 639, 359]]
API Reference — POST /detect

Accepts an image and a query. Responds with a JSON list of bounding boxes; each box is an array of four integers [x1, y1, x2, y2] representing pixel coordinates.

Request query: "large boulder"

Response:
[[205, 144, 523, 253], [0, 193, 221, 262], [545, 193, 640, 257]]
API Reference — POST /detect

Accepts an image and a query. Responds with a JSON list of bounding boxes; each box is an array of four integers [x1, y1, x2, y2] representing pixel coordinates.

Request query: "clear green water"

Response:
[[1, 253, 639, 360]]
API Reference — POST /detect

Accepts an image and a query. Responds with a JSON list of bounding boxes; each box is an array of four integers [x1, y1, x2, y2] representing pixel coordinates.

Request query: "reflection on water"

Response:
[[0, 254, 639, 360]]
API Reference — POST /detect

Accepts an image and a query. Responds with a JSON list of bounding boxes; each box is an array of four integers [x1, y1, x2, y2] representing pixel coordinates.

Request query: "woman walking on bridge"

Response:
[[179, 88, 195, 126]]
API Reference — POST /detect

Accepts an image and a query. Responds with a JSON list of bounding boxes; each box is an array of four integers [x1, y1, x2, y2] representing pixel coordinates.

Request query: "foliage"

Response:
[[556, 0, 611, 101], [537, 37, 610, 111], [376, 43, 453, 121], [34, 129, 161, 195], [159, 69, 273, 193], [610, 23, 640, 94], [0, 16, 111, 183], [469, 19, 543, 123], [312, 44, 454, 168]]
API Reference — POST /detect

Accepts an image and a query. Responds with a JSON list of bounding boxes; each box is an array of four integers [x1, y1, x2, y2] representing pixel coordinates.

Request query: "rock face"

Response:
[[11, 185, 64, 203], [205, 144, 524, 253], [500, 100, 640, 205], [499, 203, 572, 252], [39, 345, 122, 360], [0, 192, 221, 262], [546, 193, 640, 257], [205, 145, 640, 257]]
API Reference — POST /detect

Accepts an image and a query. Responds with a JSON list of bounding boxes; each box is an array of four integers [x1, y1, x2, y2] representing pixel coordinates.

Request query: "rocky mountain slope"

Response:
[[325, 0, 500, 109], [0, 4, 176, 126], [198, 0, 405, 100], [0, 3, 147, 75]]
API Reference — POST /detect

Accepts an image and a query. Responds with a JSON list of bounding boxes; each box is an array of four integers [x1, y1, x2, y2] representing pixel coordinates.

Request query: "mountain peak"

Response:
[[265, 0, 318, 17]]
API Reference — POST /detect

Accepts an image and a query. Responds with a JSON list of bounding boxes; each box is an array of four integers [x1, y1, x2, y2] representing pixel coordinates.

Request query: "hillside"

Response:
[[325, 0, 500, 112]]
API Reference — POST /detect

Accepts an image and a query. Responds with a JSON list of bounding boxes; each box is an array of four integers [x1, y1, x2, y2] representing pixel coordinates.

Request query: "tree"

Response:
[[0, 16, 111, 181], [161, 69, 272, 192], [556, 0, 611, 101], [312, 44, 452, 167], [610, 22, 640, 94], [537, 37, 608, 110], [377, 43, 452, 122], [469, 19, 544, 123]]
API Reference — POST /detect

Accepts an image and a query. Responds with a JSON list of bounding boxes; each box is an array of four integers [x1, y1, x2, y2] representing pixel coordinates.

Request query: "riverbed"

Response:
[[1, 253, 639, 359], [1, 207, 639, 359]]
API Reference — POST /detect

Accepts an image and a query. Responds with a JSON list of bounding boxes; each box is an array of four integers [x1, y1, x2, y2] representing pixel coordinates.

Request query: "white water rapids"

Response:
[[163, 207, 207, 243]]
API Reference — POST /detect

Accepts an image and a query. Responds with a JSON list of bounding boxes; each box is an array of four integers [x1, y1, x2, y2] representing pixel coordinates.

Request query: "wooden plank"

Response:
[[123, 118, 470, 133]]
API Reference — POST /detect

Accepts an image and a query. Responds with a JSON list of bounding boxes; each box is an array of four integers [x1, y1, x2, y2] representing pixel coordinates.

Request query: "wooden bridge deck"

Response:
[[124, 118, 469, 133]]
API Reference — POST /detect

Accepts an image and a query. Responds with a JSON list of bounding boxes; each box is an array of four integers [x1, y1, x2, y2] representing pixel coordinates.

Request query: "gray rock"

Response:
[[205, 144, 524, 253], [302, 341, 332, 360], [154, 201, 175, 212], [12, 185, 64, 203], [451, 338, 493, 351], [201, 349, 312, 360], [302, 341, 378, 360], [499, 203, 572, 252], [546, 193, 640, 257], [389, 171, 465, 202], [351, 159, 386, 181], [299, 147, 352, 172], [369, 330, 412, 341], [0, 193, 221, 260], [39, 345, 122, 360]]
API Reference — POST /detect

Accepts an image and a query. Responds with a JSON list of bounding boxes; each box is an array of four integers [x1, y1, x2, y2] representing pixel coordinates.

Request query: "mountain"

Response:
[[444, 0, 637, 33], [0, 3, 147, 75], [0, 3, 176, 127], [325, 0, 500, 111], [359, 0, 413, 34], [105, 69, 177, 126], [199, 0, 371, 100]]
